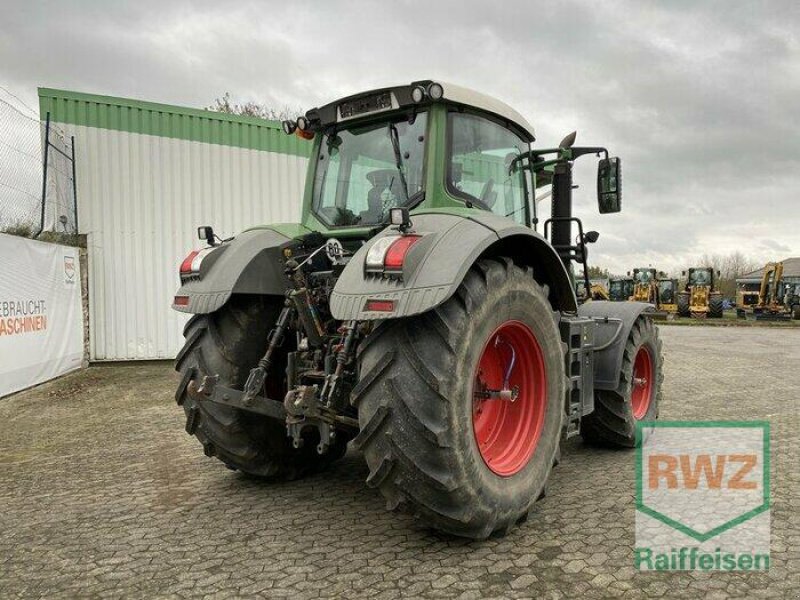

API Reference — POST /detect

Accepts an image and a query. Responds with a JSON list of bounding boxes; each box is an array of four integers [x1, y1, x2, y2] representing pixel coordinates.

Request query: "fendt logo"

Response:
[[635, 422, 770, 571]]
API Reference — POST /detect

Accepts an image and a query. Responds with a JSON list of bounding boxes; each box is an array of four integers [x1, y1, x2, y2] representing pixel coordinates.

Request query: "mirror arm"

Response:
[[530, 157, 563, 172], [571, 146, 609, 160]]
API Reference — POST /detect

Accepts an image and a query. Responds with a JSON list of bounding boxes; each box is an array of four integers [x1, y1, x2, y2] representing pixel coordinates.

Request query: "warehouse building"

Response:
[[736, 256, 800, 305], [38, 88, 311, 361]]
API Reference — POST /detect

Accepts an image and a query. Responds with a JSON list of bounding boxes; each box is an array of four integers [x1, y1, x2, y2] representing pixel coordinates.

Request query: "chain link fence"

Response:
[[0, 90, 77, 237]]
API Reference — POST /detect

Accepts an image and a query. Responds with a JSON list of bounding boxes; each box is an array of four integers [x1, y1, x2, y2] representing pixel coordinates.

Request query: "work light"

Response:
[[411, 85, 426, 103], [282, 120, 296, 135], [427, 82, 444, 101]]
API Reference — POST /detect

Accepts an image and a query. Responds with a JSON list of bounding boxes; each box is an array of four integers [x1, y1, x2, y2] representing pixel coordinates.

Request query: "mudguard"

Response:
[[330, 211, 577, 321], [172, 228, 292, 314], [576, 300, 655, 391]]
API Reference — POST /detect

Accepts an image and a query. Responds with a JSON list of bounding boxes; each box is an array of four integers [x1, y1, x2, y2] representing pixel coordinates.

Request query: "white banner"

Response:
[[0, 234, 84, 397]]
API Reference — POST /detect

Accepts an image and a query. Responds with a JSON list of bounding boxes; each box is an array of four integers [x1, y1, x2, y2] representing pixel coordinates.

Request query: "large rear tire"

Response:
[[708, 294, 724, 318], [677, 292, 690, 317], [581, 316, 663, 447], [174, 295, 347, 479], [353, 258, 565, 539]]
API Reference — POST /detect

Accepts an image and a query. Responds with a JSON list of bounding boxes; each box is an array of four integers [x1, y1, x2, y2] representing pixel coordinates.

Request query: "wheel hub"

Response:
[[472, 321, 547, 477], [631, 346, 654, 420]]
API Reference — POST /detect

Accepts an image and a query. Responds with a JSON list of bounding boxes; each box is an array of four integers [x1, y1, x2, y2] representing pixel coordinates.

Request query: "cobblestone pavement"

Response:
[[1, 326, 798, 599]]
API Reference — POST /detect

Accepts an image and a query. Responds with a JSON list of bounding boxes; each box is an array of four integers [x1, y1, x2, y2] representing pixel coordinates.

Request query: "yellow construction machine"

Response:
[[677, 267, 723, 318], [630, 267, 659, 303], [738, 262, 792, 320], [608, 277, 634, 302], [628, 268, 676, 317]]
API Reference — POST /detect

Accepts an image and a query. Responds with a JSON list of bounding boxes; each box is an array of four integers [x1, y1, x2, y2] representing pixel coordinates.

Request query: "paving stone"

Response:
[[0, 326, 797, 598]]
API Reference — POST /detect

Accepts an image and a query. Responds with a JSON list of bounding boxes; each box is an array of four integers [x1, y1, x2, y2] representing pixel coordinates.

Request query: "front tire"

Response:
[[353, 258, 565, 539], [174, 295, 347, 479], [677, 292, 690, 317], [708, 293, 724, 318], [581, 315, 663, 447]]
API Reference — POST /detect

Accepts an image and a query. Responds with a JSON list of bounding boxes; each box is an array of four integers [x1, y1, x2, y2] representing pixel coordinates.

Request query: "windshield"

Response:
[[609, 279, 633, 300], [689, 269, 711, 286], [634, 269, 654, 284], [312, 113, 427, 227]]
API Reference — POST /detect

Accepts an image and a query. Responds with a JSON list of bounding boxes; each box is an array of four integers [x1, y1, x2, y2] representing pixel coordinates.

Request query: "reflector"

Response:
[[364, 299, 395, 312]]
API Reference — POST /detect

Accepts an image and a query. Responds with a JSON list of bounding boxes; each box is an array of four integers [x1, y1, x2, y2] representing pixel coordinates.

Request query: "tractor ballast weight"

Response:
[[171, 80, 663, 539]]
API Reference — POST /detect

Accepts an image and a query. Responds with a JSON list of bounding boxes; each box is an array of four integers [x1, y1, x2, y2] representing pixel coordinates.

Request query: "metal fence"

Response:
[[41, 113, 78, 235], [0, 91, 77, 236]]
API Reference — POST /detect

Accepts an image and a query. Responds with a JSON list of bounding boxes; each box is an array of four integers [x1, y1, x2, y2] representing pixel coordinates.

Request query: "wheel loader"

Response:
[[784, 283, 800, 320], [171, 81, 663, 539], [677, 267, 723, 318], [609, 277, 634, 302], [656, 278, 678, 315]]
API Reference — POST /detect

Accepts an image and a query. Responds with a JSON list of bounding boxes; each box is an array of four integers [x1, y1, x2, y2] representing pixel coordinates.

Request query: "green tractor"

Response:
[[172, 81, 663, 538]]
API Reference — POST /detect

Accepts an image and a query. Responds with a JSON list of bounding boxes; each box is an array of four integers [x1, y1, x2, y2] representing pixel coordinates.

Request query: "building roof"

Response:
[[38, 87, 311, 157], [736, 257, 800, 283]]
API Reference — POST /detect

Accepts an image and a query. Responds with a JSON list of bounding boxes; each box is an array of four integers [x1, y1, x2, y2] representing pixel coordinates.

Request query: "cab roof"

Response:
[[307, 80, 536, 142]]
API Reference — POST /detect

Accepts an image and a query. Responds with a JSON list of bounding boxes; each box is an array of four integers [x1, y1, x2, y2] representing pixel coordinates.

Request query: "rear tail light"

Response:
[[179, 247, 215, 275], [365, 235, 421, 274], [173, 295, 189, 307]]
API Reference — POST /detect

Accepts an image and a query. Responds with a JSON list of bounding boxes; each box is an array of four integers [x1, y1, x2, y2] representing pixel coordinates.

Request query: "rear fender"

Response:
[[577, 300, 655, 391], [329, 212, 576, 321], [172, 228, 292, 314]]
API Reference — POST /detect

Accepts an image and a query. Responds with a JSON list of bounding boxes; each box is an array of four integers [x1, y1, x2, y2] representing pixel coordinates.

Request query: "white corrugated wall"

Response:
[[53, 123, 308, 360]]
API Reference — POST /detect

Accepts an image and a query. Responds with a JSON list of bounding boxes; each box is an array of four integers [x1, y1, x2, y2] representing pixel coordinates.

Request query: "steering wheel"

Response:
[[479, 178, 496, 208]]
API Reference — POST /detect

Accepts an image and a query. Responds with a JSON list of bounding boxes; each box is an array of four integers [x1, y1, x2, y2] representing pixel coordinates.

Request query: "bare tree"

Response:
[[695, 251, 762, 299], [207, 92, 303, 121]]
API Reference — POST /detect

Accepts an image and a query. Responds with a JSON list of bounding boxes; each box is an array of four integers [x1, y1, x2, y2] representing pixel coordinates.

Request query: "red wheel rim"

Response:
[[631, 346, 653, 420], [472, 321, 547, 477]]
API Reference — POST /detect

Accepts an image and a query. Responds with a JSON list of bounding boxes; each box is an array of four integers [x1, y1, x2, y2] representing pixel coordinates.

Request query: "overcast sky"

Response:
[[2, 0, 798, 274]]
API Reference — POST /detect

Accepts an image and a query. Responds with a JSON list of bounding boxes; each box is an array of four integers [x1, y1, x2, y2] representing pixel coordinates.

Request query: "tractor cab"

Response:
[[278, 81, 621, 298], [685, 267, 714, 289], [609, 277, 634, 301], [285, 81, 540, 237]]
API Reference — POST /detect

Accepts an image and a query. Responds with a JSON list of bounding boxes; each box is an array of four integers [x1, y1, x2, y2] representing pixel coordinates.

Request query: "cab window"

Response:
[[447, 112, 529, 224]]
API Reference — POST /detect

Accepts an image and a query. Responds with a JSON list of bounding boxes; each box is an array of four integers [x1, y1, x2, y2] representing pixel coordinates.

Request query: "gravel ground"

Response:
[[0, 326, 798, 599]]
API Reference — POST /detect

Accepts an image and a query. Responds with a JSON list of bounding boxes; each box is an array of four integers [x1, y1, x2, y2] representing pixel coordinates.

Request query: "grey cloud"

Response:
[[1, 0, 797, 274]]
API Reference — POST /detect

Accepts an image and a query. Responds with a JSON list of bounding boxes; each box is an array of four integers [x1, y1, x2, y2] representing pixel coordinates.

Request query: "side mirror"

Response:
[[597, 157, 622, 214], [717, 270, 721, 277], [682, 270, 686, 276], [584, 230, 600, 244], [198, 225, 216, 246]]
